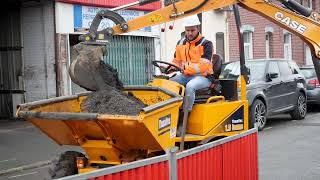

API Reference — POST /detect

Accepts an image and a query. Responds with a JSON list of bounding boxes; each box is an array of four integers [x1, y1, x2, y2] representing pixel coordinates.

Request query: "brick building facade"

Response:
[[228, 0, 319, 66]]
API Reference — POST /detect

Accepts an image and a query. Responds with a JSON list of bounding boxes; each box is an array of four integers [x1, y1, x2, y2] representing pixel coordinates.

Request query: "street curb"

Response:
[[0, 160, 52, 176]]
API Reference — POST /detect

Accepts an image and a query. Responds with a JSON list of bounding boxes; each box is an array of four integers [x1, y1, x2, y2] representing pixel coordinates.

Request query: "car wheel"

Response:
[[290, 92, 307, 120], [250, 99, 267, 131]]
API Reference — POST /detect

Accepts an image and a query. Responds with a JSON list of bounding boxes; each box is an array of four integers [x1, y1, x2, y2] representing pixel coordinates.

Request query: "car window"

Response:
[[300, 68, 316, 79], [288, 61, 300, 74], [277, 61, 292, 76], [268, 61, 280, 79], [247, 61, 267, 82], [220, 61, 266, 83], [220, 62, 240, 80]]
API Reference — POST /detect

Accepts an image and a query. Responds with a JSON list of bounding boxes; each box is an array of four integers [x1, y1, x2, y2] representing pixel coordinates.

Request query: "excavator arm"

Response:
[[75, 0, 320, 90], [107, 0, 320, 58]]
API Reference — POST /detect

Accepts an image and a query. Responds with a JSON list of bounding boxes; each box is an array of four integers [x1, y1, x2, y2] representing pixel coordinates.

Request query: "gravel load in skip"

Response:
[[73, 43, 146, 115], [81, 89, 146, 116]]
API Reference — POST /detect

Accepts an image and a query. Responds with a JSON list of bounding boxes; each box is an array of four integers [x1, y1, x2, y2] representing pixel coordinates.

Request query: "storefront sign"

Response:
[[74, 5, 151, 32]]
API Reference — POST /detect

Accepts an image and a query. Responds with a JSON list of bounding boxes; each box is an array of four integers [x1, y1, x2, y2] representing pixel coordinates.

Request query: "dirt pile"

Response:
[[81, 90, 145, 115], [70, 43, 146, 115]]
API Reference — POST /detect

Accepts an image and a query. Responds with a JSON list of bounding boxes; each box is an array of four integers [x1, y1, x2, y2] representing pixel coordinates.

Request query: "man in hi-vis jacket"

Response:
[[170, 15, 214, 135]]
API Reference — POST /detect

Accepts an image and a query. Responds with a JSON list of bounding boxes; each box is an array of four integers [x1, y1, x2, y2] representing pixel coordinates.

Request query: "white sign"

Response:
[[74, 5, 151, 32], [158, 115, 171, 130]]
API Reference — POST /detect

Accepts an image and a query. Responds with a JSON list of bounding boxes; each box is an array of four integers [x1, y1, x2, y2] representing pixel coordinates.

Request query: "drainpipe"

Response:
[[53, 0, 60, 97], [41, 1, 49, 98]]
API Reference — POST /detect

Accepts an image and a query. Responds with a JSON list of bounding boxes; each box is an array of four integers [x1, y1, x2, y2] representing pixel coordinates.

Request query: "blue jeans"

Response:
[[170, 74, 211, 111]]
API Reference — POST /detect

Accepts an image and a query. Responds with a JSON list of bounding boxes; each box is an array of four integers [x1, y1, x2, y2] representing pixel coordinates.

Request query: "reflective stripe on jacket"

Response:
[[173, 34, 213, 76]]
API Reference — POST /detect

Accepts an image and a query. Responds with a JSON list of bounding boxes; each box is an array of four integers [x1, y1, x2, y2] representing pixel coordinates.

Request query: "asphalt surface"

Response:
[[259, 106, 320, 180], [0, 120, 82, 180], [0, 106, 319, 180]]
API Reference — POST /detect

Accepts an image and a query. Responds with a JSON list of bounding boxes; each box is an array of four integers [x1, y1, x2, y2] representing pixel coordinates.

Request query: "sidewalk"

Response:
[[0, 119, 82, 177]]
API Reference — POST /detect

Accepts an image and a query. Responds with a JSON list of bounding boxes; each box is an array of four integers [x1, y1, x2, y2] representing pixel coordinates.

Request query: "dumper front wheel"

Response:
[[46, 151, 86, 179]]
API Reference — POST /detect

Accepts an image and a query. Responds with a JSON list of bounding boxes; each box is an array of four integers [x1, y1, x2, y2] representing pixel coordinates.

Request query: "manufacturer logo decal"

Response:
[[149, 14, 163, 23], [224, 106, 244, 132], [158, 114, 171, 131], [275, 12, 307, 34], [232, 119, 243, 124]]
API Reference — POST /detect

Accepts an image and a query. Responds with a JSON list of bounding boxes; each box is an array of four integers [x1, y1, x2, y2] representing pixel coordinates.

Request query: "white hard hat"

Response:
[[182, 15, 201, 27]]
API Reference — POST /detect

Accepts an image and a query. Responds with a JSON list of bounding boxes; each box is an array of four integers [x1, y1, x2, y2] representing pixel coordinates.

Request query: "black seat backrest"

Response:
[[212, 54, 222, 79]]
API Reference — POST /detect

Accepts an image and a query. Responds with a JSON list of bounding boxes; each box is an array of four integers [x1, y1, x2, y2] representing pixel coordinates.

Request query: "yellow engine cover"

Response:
[[188, 101, 248, 136]]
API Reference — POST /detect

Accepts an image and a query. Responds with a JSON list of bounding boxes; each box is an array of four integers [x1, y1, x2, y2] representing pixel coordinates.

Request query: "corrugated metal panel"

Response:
[[104, 35, 155, 85], [177, 132, 258, 180], [0, 8, 23, 118], [177, 146, 223, 180], [58, 0, 161, 11], [222, 132, 258, 180], [22, 0, 56, 102], [89, 161, 169, 180]]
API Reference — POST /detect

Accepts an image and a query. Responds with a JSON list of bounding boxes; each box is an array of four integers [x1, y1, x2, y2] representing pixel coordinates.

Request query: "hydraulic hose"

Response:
[[280, 0, 312, 17], [184, 0, 209, 15]]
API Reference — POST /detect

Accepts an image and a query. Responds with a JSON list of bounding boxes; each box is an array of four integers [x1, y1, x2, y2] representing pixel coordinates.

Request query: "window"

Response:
[[244, 31, 253, 60], [278, 61, 293, 76], [216, 32, 225, 62], [268, 61, 280, 79], [266, 33, 272, 58], [300, 68, 316, 79], [305, 44, 313, 65], [284, 33, 292, 60], [288, 61, 300, 74], [220, 61, 266, 83], [307, 0, 312, 8], [197, 13, 202, 33]]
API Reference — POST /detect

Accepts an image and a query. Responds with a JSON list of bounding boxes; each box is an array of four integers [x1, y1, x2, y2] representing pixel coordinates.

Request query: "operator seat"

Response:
[[194, 54, 223, 103]]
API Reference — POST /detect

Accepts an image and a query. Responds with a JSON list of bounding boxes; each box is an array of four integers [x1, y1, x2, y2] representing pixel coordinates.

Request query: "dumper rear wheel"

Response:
[[46, 151, 86, 179]]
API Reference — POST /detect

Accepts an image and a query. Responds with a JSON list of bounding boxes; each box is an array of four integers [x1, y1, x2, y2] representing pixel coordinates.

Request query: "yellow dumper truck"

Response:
[[17, 0, 320, 179]]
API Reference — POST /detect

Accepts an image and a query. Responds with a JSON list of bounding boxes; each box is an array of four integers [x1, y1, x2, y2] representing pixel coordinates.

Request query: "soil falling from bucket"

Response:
[[71, 43, 146, 115]]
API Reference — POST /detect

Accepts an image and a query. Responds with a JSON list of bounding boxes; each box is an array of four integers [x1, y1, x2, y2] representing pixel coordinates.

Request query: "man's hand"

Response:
[[183, 65, 196, 76], [167, 66, 178, 74]]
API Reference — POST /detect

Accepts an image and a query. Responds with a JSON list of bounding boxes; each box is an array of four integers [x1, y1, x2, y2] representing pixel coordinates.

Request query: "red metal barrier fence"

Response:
[[89, 161, 169, 180], [177, 131, 258, 180], [58, 129, 258, 180]]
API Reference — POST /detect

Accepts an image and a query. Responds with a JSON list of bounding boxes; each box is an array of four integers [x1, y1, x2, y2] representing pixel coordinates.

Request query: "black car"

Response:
[[220, 59, 307, 130], [300, 66, 320, 106]]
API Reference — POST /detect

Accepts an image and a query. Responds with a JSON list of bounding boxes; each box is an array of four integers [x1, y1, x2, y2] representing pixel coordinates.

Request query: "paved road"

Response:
[[0, 120, 82, 180], [0, 107, 319, 180], [259, 107, 320, 180]]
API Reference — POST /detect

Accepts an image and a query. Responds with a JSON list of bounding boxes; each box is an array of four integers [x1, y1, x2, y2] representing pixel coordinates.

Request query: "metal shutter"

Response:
[[22, 1, 56, 102]]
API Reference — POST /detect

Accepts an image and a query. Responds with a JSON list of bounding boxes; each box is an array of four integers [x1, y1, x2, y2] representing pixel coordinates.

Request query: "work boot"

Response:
[[176, 111, 190, 137]]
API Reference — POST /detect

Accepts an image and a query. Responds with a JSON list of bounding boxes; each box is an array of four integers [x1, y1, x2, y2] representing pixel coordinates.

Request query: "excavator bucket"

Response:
[[69, 43, 123, 91]]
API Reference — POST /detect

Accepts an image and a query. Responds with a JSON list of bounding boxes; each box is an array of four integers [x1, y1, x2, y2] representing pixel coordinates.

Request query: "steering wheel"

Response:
[[152, 60, 182, 74]]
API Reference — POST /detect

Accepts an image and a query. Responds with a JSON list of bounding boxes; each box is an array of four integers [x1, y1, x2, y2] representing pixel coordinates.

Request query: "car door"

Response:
[[265, 61, 283, 112], [278, 61, 297, 107]]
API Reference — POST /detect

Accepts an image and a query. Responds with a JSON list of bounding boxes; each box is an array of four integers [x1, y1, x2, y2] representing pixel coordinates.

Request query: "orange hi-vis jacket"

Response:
[[173, 34, 213, 76]]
